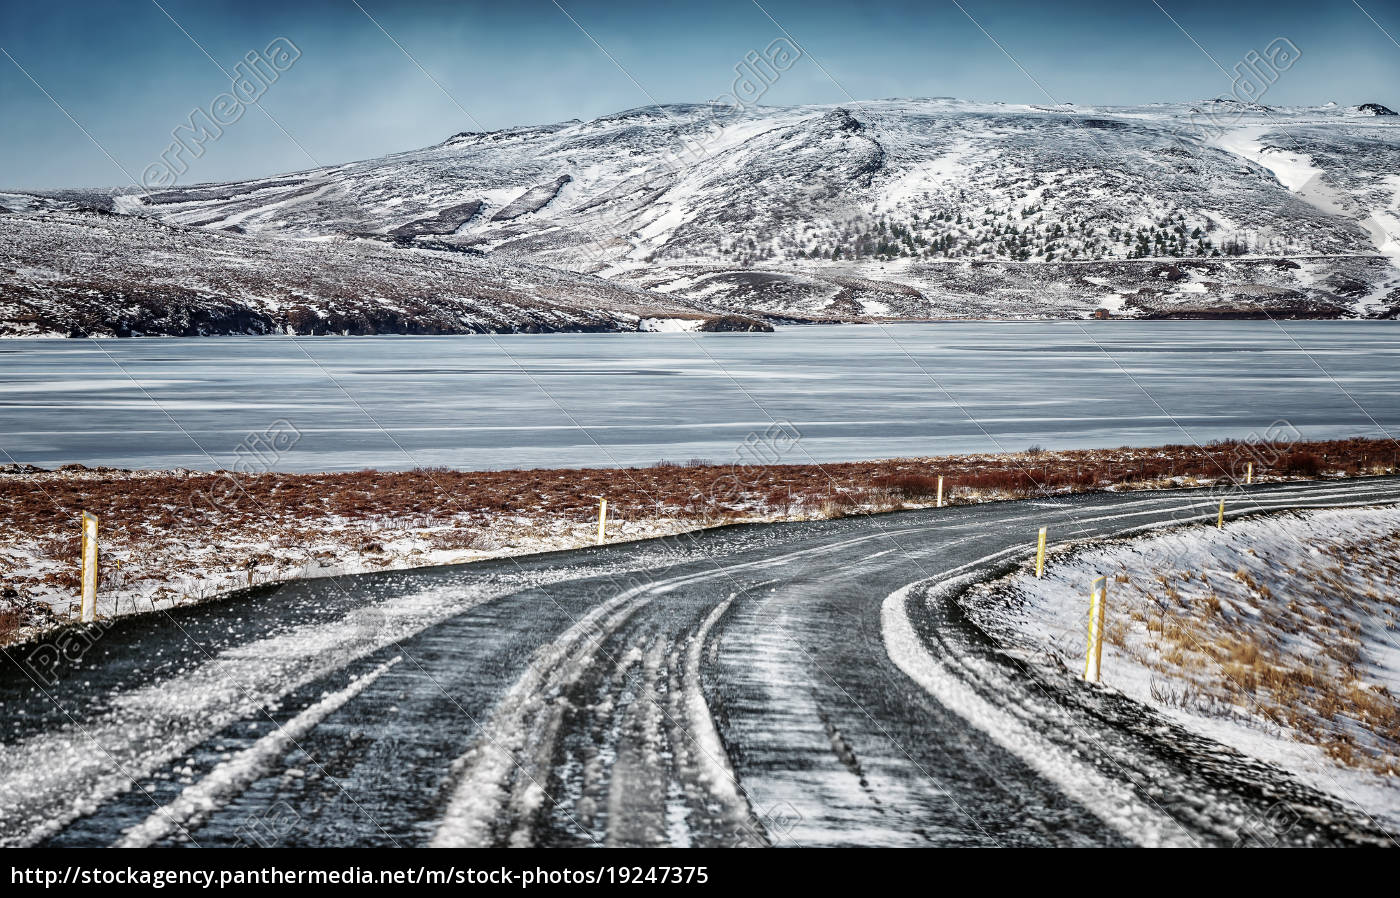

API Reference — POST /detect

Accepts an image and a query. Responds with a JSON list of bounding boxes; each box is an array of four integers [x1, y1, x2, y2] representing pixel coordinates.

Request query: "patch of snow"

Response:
[[1214, 126, 1323, 193], [638, 317, 701, 332], [1096, 293, 1127, 314]]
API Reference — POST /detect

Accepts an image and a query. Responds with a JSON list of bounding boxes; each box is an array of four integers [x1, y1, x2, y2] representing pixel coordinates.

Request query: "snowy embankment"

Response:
[[972, 506, 1400, 827]]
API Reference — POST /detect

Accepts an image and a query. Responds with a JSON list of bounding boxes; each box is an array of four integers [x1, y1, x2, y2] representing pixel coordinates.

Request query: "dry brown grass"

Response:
[[0, 609, 20, 643], [3, 435, 1393, 540], [1088, 527, 1400, 776]]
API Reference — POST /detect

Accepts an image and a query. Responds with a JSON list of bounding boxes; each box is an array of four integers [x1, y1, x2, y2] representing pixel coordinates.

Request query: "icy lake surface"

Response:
[[2, 321, 1398, 472]]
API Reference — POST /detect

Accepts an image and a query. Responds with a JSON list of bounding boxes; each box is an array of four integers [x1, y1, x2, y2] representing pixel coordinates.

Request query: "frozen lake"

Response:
[[1, 321, 1398, 472]]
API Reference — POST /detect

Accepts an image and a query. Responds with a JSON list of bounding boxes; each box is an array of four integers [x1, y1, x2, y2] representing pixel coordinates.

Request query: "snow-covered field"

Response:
[[973, 506, 1400, 828]]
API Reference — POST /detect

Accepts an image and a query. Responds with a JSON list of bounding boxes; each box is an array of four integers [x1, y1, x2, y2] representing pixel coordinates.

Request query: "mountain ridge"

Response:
[[3, 98, 1399, 335]]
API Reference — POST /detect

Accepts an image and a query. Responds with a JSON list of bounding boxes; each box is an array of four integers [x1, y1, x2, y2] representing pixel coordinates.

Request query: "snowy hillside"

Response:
[[0, 208, 728, 337], [4, 98, 1400, 333]]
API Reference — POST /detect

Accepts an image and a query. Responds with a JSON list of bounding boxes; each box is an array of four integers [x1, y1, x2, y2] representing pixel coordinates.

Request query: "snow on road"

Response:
[[430, 569, 702, 848], [682, 595, 744, 808], [115, 656, 402, 848], [0, 586, 471, 847], [882, 577, 1198, 847]]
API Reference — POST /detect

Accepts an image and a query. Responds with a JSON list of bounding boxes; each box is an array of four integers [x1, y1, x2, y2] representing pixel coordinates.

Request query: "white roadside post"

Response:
[[1246, 462, 1253, 485], [1035, 526, 1047, 579], [80, 511, 99, 623], [1083, 576, 1107, 683], [596, 498, 608, 546], [936, 475, 944, 508]]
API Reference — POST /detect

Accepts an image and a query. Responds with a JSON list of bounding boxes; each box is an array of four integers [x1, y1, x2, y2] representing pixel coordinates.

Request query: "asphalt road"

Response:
[[4, 477, 1399, 848]]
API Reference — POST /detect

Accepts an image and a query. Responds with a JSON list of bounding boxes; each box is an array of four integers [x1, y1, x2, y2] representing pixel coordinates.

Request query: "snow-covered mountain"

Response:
[[4, 98, 1400, 334], [0, 207, 739, 337]]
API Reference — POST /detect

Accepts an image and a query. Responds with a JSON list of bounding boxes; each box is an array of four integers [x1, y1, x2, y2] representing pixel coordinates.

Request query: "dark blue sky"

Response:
[[3, 0, 1397, 189]]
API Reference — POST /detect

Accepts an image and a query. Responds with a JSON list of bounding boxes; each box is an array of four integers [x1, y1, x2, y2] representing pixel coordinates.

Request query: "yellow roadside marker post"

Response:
[[1246, 462, 1253, 485], [1083, 576, 1107, 683], [80, 512, 99, 623], [1035, 526, 1047, 579], [936, 475, 944, 508], [597, 498, 608, 546], [1217, 499, 1225, 530]]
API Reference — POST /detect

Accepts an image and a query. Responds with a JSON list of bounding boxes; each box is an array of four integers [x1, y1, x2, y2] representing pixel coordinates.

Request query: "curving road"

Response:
[[3, 478, 1399, 848]]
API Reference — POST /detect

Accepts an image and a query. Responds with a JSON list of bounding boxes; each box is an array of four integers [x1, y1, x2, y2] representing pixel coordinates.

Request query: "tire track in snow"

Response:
[[115, 657, 401, 848], [431, 530, 923, 847], [682, 595, 745, 812], [602, 635, 670, 847], [881, 577, 1199, 848], [0, 586, 477, 848]]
